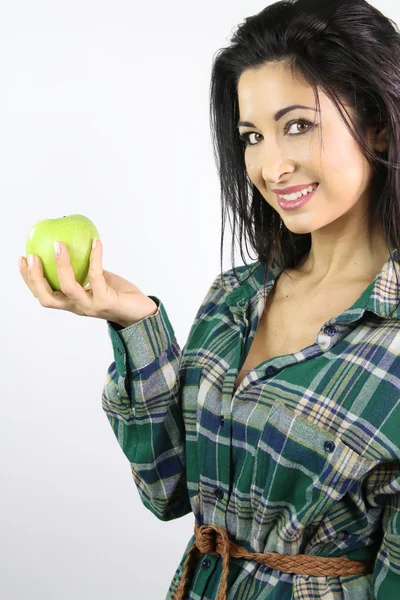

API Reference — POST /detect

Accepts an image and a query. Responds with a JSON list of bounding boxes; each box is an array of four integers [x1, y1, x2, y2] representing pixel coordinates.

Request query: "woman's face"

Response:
[[236, 62, 387, 236]]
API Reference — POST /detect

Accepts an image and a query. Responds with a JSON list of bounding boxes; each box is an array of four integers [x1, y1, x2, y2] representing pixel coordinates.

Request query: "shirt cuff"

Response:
[[106, 296, 176, 378]]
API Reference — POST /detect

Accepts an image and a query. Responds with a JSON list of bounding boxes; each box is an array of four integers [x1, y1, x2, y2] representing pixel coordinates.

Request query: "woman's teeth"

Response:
[[279, 183, 318, 201]]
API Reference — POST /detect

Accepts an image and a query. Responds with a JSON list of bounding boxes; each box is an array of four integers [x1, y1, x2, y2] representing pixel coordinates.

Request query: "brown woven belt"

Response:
[[173, 520, 374, 600]]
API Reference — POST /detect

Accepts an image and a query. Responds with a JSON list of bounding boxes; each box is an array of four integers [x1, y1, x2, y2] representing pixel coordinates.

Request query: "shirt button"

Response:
[[324, 440, 335, 452], [324, 325, 336, 336], [214, 487, 224, 499], [201, 558, 211, 570], [266, 366, 277, 377], [220, 416, 225, 426]]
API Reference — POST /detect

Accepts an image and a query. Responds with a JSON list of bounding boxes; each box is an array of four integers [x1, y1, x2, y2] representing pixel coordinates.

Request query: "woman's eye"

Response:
[[239, 119, 314, 147], [239, 131, 261, 147]]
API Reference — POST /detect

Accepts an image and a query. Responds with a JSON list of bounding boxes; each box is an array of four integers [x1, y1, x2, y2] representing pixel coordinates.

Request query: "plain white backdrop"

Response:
[[3, 1, 252, 598], [2, 0, 397, 598]]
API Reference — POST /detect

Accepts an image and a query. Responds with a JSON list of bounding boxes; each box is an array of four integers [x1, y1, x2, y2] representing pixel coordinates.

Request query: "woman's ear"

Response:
[[367, 113, 388, 152], [373, 125, 388, 152]]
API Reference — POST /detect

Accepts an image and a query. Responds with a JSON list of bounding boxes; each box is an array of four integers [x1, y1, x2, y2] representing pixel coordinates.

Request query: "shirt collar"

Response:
[[225, 248, 400, 321]]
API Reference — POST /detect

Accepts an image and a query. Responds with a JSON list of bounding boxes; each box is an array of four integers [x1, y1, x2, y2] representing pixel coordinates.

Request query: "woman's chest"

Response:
[[234, 277, 371, 393]]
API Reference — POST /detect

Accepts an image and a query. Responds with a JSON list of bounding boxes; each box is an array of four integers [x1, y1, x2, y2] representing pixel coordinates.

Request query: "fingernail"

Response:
[[28, 254, 34, 269], [18, 256, 23, 268], [54, 241, 61, 257], [92, 238, 98, 250]]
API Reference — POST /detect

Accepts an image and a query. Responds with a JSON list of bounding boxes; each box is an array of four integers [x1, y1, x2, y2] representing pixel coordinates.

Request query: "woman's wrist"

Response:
[[116, 298, 158, 328]]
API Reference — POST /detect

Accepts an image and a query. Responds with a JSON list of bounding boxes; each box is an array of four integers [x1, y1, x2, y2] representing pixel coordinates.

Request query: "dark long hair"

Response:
[[209, 0, 400, 314]]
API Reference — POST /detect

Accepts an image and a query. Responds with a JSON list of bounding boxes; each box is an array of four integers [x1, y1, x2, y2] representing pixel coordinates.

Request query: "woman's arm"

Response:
[[102, 272, 227, 522]]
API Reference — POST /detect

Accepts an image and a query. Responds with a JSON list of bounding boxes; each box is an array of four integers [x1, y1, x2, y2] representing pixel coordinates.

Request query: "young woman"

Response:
[[20, 0, 400, 598]]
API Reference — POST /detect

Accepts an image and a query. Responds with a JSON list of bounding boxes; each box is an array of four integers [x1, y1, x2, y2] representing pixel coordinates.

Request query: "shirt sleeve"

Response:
[[102, 276, 226, 522], [102, 294, 190, 521], [372, 463, 400, 597]]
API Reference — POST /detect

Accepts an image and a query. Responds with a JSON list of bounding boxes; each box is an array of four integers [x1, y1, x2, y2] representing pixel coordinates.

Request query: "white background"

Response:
[[2, 1, 255, 598], [1, 0, 396, 599]]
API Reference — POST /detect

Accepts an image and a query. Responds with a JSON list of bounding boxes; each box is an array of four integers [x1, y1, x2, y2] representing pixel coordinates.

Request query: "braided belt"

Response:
[[173, 520, 374, 600]]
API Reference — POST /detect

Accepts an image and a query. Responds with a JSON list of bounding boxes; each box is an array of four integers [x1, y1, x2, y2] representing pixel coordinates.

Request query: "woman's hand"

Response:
[[18, 239, 158, 326]]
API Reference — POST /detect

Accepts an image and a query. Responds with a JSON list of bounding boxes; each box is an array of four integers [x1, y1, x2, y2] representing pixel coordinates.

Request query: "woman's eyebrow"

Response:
[[237, 105, 320, 128]]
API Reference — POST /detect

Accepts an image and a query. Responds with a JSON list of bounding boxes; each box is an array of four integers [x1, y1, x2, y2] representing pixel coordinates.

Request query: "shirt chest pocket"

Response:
[[180, 365, 203, 499], [250, 402, 376, 538]]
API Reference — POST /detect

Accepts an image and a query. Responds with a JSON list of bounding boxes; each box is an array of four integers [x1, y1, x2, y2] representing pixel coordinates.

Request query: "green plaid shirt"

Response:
[[102, 249, 400, 599]]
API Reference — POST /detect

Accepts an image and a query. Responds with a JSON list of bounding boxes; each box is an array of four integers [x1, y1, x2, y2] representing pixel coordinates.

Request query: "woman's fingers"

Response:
[[87, 238, 108, 304], [53, 243, 90, 308], [19, 238, 120, 319], [20, 243, 91, 314], [20, 252, 70, 309], [19, 256, 39, 298]]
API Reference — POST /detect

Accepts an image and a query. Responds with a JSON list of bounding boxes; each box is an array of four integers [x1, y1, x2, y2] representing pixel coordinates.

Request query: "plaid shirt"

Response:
[[102, 249, 400, 599]]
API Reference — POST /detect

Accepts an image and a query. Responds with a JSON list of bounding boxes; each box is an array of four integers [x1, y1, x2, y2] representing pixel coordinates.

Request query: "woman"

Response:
[[19, 0, 400, 598]]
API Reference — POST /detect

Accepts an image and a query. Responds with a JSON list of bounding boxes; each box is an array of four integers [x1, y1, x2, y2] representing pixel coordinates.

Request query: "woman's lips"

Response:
[[277, 183, 319, 211]]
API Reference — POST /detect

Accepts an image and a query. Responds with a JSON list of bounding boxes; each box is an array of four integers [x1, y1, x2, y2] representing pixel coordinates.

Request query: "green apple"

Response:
[[26, 214, 101, 292]]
